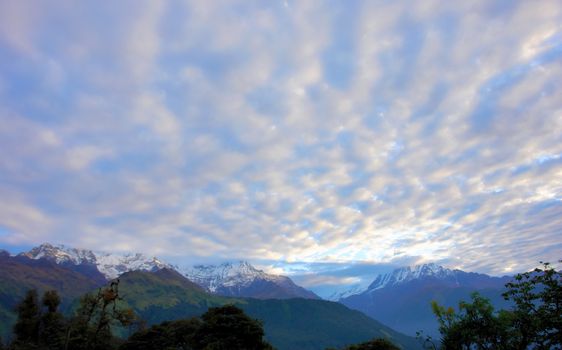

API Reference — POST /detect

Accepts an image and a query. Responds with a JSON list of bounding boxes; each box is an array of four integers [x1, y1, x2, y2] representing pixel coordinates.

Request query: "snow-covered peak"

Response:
[[22, 243, 97, 265], [22, 243, 173, 280], [327, 284, 368, 301], [94, 252, 172, 280], [182, 261, 284, 292], [367, 263, 456, 291]]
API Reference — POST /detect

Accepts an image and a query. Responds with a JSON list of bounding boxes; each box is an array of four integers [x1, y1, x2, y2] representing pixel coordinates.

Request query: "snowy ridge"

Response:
[[20, 243, 316, 299], [327, 284, 368, 301], [22, 243, 172, 279], [182, 261, 286, 293], [366, 263, 456, 291]]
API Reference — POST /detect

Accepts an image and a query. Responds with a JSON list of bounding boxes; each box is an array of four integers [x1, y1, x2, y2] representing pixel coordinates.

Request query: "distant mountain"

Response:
[[21, 243, 172, 280], [182, 261, 320, 300], [116, 269, 421, 350], [19, 244, 319, 300], [339, 263, 512, 338], [327, 284, 368, 302]]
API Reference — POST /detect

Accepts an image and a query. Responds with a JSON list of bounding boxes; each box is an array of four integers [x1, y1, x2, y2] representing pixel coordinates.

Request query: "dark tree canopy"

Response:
[[8, 281, 136, 350], [40, 290, 66, 349], [120, 304, 274, 350], [195, 304, 273, 350], [11, 289, 66, 350], [12, 289, 41, 346], [120, 318, 202, 350]]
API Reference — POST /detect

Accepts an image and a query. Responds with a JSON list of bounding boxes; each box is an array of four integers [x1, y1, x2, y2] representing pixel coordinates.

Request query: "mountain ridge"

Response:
[[183, 261, 320, 299], [18, 243, 319, 300], [21, 243, 172, 280], [339, 263, 513, 338]]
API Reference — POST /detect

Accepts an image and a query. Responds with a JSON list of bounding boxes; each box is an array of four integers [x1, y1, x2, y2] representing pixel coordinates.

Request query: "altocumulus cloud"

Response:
[[0, 0, 561, 277]]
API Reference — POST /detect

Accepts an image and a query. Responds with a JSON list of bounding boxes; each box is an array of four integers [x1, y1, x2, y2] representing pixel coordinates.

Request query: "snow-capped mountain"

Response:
[[183, 261, 320, 300], [18, 243, 319, 300], [21, 243, 172, 280], [338, 263, 512, 338], [327, 284, 368, 302], [365, 263, 457, 291], [327, 263, 456, 302]]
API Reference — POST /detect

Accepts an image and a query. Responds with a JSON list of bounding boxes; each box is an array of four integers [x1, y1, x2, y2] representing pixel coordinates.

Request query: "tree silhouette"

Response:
[[122, 304, 274, 350], [64, 279, 136, 350], [12, 289, 41, 347], [194, 304, 274, 350], [119, 318, 202, 350], [40, 290, 66, 349]]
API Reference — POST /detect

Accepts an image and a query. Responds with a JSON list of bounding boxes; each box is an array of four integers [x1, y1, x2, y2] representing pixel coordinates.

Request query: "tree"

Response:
[[502, 261, 562, 349], [40, 290, 66, 349], [11, 289, 66, 350], [65, 279, 136, 350], [122, 305, 273, 350], [194, 305, 274, 350], [343, 337, 400, 350], [12, 289, 41, 347], [428, 261, 561, 350], [119, 318, 202, 350], [430, 292, 508, 349]]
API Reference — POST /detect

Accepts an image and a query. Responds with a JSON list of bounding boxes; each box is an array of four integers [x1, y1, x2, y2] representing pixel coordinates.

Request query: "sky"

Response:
[[0, 1, 561, 292]]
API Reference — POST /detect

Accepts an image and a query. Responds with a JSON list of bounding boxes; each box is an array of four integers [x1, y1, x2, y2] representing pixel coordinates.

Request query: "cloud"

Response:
[[0, 0, 560, 277]]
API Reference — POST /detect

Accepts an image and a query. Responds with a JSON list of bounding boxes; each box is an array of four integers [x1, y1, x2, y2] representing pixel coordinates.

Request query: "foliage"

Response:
[[342, 337, 400, 350], [430, 292, 508, 349], [426, 261, 561, 350], [120, 318, 202, 350], [195, 304, 274, 350], [502, 261, 562, 348], [65, 279, 136, 350], [12, 290, 41, 346], [121, 305, 274, 350], [39, 290, 66, 349], [10, 289, 66, 350], [8, 281, 136, 350]]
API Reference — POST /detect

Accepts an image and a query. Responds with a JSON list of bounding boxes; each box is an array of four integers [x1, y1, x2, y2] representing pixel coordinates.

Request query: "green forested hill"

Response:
[[239, 298, 421, 350], [116, 269, 421, 350]]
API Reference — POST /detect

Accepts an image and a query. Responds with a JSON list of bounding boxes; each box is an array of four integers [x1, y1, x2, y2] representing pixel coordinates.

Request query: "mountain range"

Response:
[[0, 247, 421, 349], [183, 261, 319, 299], [1, 243, 519, 347], [20, 243, 318, 300]]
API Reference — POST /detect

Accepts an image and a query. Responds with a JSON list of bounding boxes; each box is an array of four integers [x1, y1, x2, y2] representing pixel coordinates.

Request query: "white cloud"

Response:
[[0, 0, 560, 277]]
